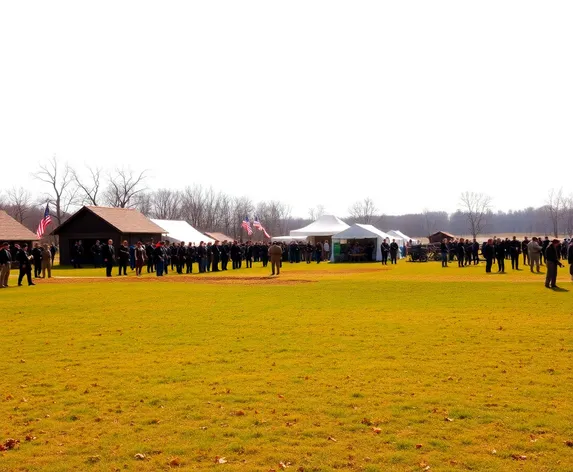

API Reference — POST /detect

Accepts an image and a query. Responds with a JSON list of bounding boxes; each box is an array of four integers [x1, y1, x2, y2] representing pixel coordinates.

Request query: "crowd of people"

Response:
[[436, 236, 573, 288], [88, 239, 333, 278], [1, 236, 572, 289], [0, 242, 57, 288]]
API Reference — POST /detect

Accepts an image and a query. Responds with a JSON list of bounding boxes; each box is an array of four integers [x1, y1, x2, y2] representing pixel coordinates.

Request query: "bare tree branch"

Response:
[[33, 155, 78, 225], [73, 166, 103, 206], [104, 168, 147, 208], [459, 192, 492, 238], [545, 188, 566, 237], [348, 197, 379, 225], [6, 187, 33, 223]]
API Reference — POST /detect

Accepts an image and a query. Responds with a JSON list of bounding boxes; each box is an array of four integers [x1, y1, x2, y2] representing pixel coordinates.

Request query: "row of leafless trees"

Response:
[[0, 156, 571, 239]]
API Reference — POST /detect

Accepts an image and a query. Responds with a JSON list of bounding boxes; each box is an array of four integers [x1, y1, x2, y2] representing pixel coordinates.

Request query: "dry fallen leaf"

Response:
[[444, 417, 454, 422], [328, 436, 337, 442], [87, 455, 101, 463], [415, 444, 423, 449], [134, 453, 146, 460], [235, 410, 246, 416], [491, 449, 497, 454], [565, 440, 573, 447], [25, 435, 37, 441], [215, 456, 227, 464], [372, 427, 382, 434], [278, 394, 285, 399], [4, 438, 20, 450], [169, 457, 182, 467], [361, 418, 372, 426], [511, 454, 527, 461]]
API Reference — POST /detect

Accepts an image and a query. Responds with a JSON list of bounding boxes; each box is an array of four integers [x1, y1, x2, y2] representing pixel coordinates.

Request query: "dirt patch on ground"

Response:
[[45, 276, 316, 286]]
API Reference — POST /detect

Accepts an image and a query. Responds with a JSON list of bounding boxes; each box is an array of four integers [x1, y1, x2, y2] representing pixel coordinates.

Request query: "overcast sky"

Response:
[[1, 1, 571, 218]]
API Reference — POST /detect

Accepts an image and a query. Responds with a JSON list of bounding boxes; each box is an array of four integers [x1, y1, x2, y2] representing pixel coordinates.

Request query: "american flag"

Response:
[[262, 227, 270, 238], [36, 204, 52, 238], [253, 216, 263, 231], [241, 217, 253, 236]]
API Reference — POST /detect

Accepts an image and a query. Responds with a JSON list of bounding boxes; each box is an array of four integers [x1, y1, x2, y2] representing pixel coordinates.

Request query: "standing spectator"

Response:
[[509, 236, 521, 270], [102, 239, 116, 277], [41, 243, 52, 278], [0, 242, 12, 288], [16, 244, 35, 286], [541, 236, 550, 264], [269, 242, 283, 275], [315, 241, 323, 264], [154, 242, 165, 276], [522, 237, 530, 266], [483, 239, 495, 273], [212, 241, 221, 272], [118, 240, 129, 276], [134, 241, 146, 277], [495, 238, 506, 273], [72, 240, 84, 268], [545, 239, 563, 289], [323, 240, 330, 262], [31, 242, 43, 278], [527, 237, 542, 273], [91, 240, 102, 268], [389, 239, 399, 264], [440, 238, 449, 268], [49, 243, 58, 265]]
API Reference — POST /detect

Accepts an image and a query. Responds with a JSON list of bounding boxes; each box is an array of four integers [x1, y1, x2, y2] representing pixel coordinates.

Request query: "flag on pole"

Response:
[[262, 227, 270, 238], [252, 216, 263, 231], [36, 204, 52, 238], [241, 216, 253, 236]]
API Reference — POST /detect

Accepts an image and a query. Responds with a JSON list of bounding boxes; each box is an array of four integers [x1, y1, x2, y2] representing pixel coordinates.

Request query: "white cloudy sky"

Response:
[[1, 1, 571, 218]]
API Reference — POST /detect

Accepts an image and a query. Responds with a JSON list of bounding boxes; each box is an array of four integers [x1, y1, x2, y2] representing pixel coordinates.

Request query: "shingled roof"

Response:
[[0, 210, 39, 241], [53, 206, 166, 234], [204, 232, 234, 242]]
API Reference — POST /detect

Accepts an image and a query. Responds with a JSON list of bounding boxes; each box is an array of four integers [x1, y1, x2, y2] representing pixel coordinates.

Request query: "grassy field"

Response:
[[1, 261, 572, 471]]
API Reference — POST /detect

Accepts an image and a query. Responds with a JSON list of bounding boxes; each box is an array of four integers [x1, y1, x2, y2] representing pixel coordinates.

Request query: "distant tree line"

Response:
[[0, 156, 572, 239]]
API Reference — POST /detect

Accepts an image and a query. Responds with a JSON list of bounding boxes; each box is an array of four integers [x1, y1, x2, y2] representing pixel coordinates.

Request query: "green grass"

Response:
[[1, 261, 572, 471]]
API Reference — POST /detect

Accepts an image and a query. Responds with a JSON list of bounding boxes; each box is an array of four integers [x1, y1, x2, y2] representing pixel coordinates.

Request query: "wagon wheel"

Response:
[[420, 253, 428, 262]]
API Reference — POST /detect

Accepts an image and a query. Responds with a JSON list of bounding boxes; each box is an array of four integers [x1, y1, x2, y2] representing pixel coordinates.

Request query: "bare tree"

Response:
[[459, 192, 492, 239], [33, 155, 78, 225], [6, 187, 33, 223], [73, 166, 103, 206], [232, 196, 254, 239], [422, 208, 436, 240], [133, 192, 153, 216], [104, 168, 147, 208], [565, 196, 573, 237], [545, 188, 567, 237], [151, 189, 182, 220], [308, 204, 325, 221], [348, 197, 379, 224]]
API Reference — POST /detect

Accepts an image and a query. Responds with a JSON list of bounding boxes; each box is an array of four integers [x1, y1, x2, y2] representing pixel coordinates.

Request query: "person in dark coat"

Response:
[[0, 242, 13, 288], [118, 240, 129, 276], [545, 239, 563, 289], [495, 238, 505, 272], [186, 244, 195, 273], [16, 244, 34, 286], [509, 236, 521, 270], [72, 241, 83, 268], [231, 241, 240, 270], [220, 241, 229, 271], [31, 242, 43, 278], [101, 239, 116, 277], [49, 244, 58, 265], [389, 240, 399, 264], [381, 240, 390, 265], [440, 239, 448, 267], [197, 242, 207, 273], [483, 239, 495, 273], [145, 241, 154, 273], [245, 242, 253, 268], [457, 238, 466, 267], [153, 242, 166, 276], [211, 241, 221, 272], [91, 240, 102, 268], [177, 242, 186, 274]]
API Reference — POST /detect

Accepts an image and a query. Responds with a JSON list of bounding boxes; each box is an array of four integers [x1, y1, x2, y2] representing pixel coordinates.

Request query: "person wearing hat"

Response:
[[545, 239, 563, 289], [0, 242, 12, 288], [101, 239, 116, 277], [16, 243, 35, 286]]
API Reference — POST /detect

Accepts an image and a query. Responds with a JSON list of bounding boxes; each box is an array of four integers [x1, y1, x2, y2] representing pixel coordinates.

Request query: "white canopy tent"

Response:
[[290, 215, 349, 238], [150, 219, 215, 245], [332, 224, 394, 262], [271, 235, 308, 242], [386, 230, 411, 246]]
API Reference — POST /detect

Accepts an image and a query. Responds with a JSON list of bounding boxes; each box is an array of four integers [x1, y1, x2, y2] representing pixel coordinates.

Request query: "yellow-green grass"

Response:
[[1, 261, 572, 471]]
